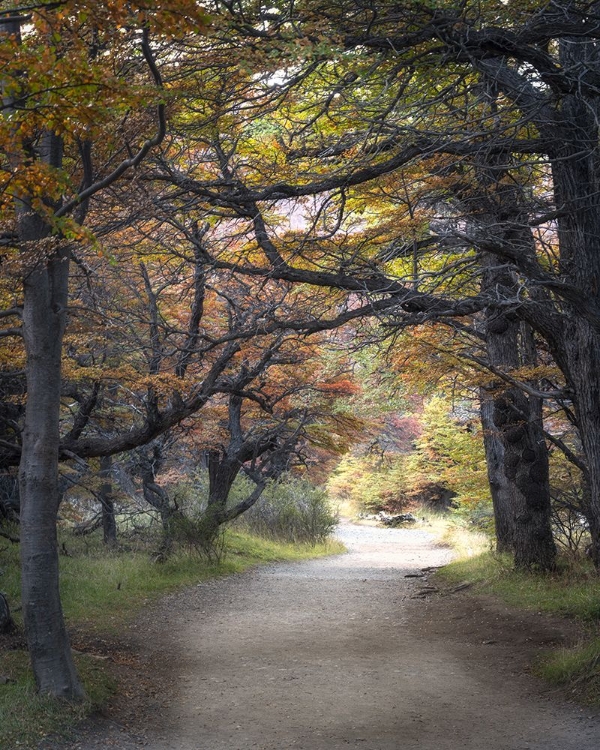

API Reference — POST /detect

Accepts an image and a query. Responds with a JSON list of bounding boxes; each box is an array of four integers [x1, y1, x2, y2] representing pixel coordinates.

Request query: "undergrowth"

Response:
[[534, 637, 600, 705], [435, 527, 600, 704], [0, 528, 344, 748], [0, 650, 116, 749], [234, 477, 339, 544], [417, 510, 490, 560]]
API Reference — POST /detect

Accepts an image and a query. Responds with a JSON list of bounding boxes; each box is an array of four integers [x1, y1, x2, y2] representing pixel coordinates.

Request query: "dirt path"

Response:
[[56, 523, 600, 750]]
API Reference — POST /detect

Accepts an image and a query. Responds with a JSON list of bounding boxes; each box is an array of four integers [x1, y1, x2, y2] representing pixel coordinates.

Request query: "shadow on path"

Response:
[[49, 523, 600, 750]]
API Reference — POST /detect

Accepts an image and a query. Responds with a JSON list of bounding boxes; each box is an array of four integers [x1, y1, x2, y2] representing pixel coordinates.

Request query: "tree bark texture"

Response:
[[204, 450, 266, 538], [19, 226, 84, 699], [205, 452, 242, 531], [547, 35, 600, 567], [482, 256, 556, 570], [493, 385, 556, 570], [11, 118, 84, 698], [479, 389, 514, 554], [562, 320, 600, 567], [0, 12, 84, 698]]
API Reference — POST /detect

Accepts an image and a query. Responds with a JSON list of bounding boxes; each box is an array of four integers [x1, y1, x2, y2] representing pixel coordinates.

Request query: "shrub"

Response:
[[551, 488, 590, 555], [236, 476, 339, 545], [168, 512, 227, 561]]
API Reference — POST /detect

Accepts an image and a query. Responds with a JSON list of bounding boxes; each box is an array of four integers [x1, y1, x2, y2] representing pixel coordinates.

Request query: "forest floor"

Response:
[[43, 522, 600, 750]]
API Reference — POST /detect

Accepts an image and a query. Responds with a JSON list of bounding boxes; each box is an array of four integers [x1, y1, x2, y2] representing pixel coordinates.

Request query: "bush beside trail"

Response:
[[234, 477, 339, 545]]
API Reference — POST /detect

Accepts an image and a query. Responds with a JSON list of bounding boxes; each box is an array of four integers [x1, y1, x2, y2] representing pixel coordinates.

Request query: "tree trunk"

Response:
[[482, 256, 556, 570], [205, 451, 239, 532], [19, 213, 84, 699], [142, 477, 178, 533], [137, 442, 182, 557], [204, 451, 266, 536], [562, 321, 600, 567], [479, 389, 514, 553], [99, 455, 117, 546], [1, 13, 84, 697], [493, 386, 556, 570], [549, 36, 600, 567]]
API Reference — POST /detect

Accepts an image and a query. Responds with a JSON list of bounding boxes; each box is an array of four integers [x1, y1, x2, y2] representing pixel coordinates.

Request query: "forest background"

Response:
[[2, 0, 600, 720]]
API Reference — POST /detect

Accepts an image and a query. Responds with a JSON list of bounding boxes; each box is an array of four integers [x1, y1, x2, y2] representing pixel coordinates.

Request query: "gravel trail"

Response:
[[56, 523, 600, 750]]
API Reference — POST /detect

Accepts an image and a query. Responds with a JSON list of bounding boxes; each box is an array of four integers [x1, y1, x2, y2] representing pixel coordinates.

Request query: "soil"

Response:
[[41, 522, 600, 750]]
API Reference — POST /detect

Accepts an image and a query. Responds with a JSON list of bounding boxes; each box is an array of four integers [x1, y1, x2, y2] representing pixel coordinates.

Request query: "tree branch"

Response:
[[55, 29, 166, 218]]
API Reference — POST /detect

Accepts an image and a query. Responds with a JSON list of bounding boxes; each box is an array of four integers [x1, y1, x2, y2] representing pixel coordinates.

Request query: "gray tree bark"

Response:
[[481, 256, 556, 570], [18, 172, 85, 698], [545, 34, 600, 567], [479, 389, 514, 554], [1, 17, 177, 697]]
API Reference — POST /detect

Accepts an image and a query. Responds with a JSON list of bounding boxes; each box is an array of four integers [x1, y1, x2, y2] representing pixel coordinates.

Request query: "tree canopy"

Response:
[[3, 0, 600, 700]]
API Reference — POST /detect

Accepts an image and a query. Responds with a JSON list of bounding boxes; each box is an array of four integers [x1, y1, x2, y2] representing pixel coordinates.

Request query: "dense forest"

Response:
[[2, 0, 600, 703]]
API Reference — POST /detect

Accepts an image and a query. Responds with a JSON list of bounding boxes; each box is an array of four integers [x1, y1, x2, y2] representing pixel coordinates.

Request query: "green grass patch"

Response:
[[1, 530, 345, 635], [0, 649, 116, 749], [225, 529, 345, 564], [535, 637, 600, 704], [433, 538, 600, 705], [0, 528, 345, 748], [438, 551, 600, 621]]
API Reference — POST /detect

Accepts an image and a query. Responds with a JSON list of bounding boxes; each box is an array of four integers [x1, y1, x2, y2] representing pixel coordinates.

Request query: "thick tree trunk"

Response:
[[493, 386, 556, 570], [513, 35, 600, 567], [205, 452, 239, 530], [479, 389, 514, 554], [562, 320, 600, 567], [549, 37, 600, 567], [1, 13, 83, 695], [19, 234, 84, 699], [204, 451, 266, 536], [482, 256, 556, 570]]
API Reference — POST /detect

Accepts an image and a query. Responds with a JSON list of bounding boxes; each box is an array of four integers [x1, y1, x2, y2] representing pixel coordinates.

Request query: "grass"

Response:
[[534, 636, 600, 704], [0, 527, 345, 748], [2, 529, 344, 634], [437, 549, 600, 621], [428, 517, 600, 704], [417, 511, 490, 560], [0, 650, 116, 749]]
